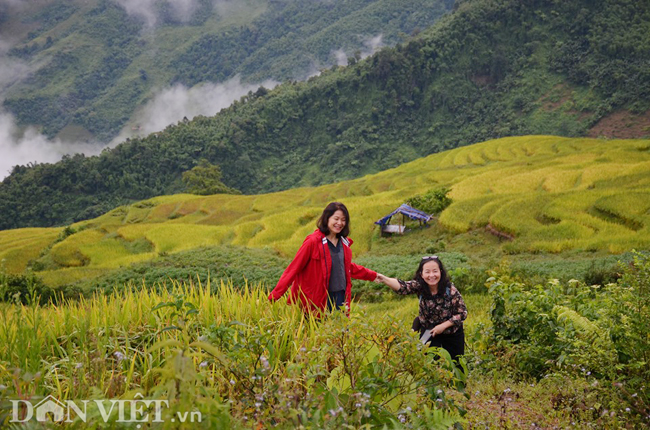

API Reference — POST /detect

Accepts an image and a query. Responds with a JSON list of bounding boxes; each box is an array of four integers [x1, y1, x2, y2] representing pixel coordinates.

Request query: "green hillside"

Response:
[[1, 135, 649, 292], [1, 0, 649, 230], [1, 0, 451, 141]]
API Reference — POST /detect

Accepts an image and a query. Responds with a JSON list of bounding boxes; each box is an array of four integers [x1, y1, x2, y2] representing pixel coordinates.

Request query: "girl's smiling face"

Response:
[[421, 260, 441, 288], [327, 210, 347, 236]]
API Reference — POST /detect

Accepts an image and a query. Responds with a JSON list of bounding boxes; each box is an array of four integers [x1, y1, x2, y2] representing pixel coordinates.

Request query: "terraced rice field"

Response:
[[1, 136, 649, 285]]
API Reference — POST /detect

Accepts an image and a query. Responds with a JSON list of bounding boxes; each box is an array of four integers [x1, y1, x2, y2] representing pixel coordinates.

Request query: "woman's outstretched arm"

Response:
[[375, 273, 402, 292]]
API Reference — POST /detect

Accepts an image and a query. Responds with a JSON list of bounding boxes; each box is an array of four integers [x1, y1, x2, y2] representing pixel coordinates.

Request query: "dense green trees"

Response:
[[3, 0, 452, 141], [1, 0, 649, 229], [182, 159, 240, 195]]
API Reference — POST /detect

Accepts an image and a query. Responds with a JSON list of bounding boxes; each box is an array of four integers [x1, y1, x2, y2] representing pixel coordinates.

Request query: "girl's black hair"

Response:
[[317, 202, 350, 237], [414, 256, 451, 297]]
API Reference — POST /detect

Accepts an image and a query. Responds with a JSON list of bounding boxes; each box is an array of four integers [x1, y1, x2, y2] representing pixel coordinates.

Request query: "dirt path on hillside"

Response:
[[588, 110, 650, 139]]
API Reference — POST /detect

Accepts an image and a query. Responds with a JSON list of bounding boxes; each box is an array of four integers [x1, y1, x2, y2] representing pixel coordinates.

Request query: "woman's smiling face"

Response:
[[327, 210, 347, 236], [421, 260, 441, 288]]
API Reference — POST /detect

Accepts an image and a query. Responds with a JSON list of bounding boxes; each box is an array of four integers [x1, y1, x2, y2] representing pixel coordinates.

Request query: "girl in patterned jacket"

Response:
[[376, 256, 467, 362]]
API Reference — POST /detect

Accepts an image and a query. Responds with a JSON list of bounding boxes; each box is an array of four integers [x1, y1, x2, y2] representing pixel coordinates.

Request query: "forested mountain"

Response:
[[1, 0, 649, 229], [1, 0, 452, 141]]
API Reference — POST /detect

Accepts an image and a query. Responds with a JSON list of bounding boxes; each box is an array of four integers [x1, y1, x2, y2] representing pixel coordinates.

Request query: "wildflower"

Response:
[[260, 356, 269, 369], [255, 402, 262, 408], [405, 406, 412, 412], [398, 414, 406, 423], [625, 408, 631, 412], [503, 388, 511, 393], [114, 351, 125, 362], [300, 347, 307, 352], [437, 389, 443, 394], [199, 361, 208, 368], [355, 403, 362, 408], [75, 363, 83, 369], [632, 393, 638, 397], [230, 379, 236, 385]]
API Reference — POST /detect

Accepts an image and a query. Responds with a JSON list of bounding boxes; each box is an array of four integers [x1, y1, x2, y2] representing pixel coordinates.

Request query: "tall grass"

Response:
[[0, 281, 468, 428]]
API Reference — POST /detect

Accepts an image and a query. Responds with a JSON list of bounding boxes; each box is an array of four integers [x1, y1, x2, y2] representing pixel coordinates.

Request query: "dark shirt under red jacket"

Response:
[[268, 229, 377, 315], [397, 279, 468, 334]]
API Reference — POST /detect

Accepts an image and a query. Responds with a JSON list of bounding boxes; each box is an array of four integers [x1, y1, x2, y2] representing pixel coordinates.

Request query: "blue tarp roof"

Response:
[[374, 204, 432, 226]]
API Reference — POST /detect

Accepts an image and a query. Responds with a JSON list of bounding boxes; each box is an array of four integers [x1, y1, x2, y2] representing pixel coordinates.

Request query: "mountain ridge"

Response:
[[0, 0, 649, 230]]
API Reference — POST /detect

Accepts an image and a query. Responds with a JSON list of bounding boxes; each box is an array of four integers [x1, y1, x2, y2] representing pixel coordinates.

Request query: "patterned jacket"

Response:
[[397, 279, 467, 334]]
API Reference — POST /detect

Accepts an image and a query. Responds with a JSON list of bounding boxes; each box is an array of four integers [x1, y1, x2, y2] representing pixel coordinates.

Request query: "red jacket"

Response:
[[268, 230, 377, 314]]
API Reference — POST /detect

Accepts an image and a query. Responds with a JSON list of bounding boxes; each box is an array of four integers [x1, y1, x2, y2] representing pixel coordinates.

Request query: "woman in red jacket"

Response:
[[268, 202, 377, 315]]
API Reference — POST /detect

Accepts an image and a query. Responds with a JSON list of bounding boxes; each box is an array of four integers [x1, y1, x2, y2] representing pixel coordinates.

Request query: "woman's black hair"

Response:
[[317, 202, 350, 237], [414, 256, 451, 297]]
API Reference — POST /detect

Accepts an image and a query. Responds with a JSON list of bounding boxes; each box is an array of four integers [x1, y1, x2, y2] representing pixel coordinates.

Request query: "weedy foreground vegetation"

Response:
[[0, 135, 649, 427], [0, 253, 649, 428]]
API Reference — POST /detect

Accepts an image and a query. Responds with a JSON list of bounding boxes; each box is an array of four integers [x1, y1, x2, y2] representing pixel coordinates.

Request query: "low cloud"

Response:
[[331, 33, 384, 66], [0, 0, 27, 8], [362, 34, 384, 55], [112, 75, 278, 143], [0, 76, 278, 179], [0, 110, 105, 179], [333, 49, 348, 66], [111, 0, 243, 28], [112, 0, 198, 27], [0, 43, 32, 95]]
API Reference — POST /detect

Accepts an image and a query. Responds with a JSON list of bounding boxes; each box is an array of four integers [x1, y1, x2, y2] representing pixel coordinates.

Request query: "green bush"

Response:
[[0, 270, 53, 305], [182, 159, 241, 195], [79, 245, 288, 295], [406, 187, 452, 215], [480, 252, 650, 424]]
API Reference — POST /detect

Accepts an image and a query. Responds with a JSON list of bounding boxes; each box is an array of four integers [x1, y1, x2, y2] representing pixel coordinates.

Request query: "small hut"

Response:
[[374, 204, 432, 236]]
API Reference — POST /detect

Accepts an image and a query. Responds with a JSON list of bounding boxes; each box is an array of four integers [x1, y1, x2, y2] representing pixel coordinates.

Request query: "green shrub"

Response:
[[0, 270, 53, 305], [79, 245, 288, 294], [406, 187, 452, 215], [480, 252, 650, 424]]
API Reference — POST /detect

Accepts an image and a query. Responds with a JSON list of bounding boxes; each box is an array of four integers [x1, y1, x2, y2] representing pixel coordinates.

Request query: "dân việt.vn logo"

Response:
[[10, 393, 202, 425]]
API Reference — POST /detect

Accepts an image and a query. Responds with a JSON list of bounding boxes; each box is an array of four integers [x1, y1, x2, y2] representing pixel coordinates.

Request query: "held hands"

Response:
[[374, 273, 401, 292]]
